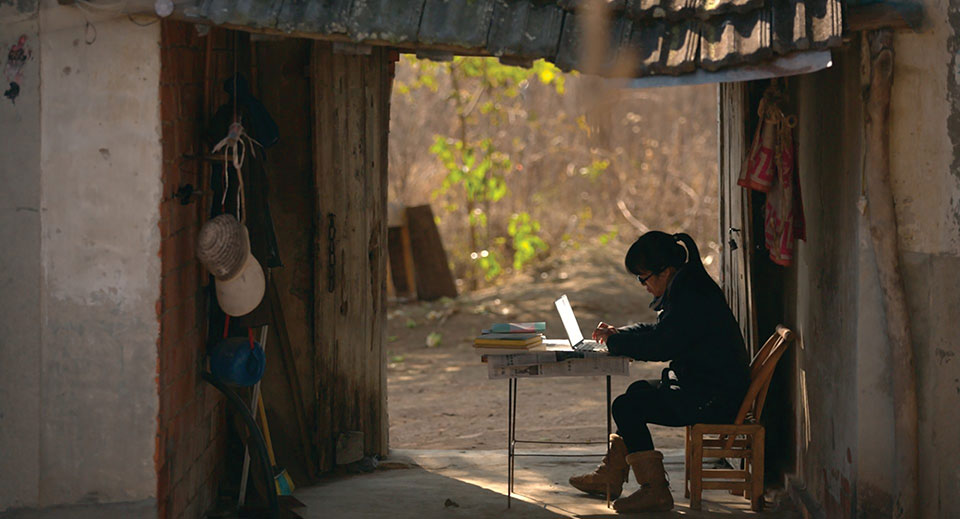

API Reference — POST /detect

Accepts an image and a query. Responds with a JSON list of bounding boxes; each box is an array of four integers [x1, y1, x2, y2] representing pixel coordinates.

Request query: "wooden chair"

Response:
[[684, 325, 795, 512]]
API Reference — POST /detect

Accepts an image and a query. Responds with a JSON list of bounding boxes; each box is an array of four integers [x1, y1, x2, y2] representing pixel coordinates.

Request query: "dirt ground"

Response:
[[386, 246, 687, 452]]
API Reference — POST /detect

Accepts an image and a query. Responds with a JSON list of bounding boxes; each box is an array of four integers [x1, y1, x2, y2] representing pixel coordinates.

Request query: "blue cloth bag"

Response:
[[209, 336, 265, 386]]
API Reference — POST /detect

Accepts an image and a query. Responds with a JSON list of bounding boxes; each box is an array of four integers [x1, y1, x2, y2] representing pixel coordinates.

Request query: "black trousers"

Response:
[[612, 378, 741, 453]]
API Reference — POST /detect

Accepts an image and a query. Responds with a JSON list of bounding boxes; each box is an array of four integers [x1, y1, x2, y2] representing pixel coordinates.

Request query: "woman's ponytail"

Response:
[[624, 230, 705, 275], [673, 233, 705, 273]]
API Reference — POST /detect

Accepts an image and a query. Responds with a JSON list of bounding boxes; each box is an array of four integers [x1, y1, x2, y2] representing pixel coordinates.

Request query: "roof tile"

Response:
[[185, 0, 843, 78], [487, 0, 566, 59], [699, 10, 772, 70], [275, 0, 351, 35], [349, 0, 425, 42], [418, 0, 497, 48]]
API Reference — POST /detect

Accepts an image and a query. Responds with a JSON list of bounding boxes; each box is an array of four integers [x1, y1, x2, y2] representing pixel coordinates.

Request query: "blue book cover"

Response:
[[490, 321, 546, 333]]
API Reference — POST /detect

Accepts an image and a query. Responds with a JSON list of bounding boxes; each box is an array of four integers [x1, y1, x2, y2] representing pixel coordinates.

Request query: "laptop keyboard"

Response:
[[575, 340, 607, 352]]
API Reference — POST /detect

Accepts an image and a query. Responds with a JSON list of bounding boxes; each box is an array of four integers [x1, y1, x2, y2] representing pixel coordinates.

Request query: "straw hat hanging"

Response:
[[197, 214, 266, 317], [197, 214, 248, 279]]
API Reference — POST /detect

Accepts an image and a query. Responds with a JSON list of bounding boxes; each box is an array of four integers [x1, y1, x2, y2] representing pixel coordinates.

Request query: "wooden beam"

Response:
[[847, 3, 924, 32], [156, 12, 493, 58]]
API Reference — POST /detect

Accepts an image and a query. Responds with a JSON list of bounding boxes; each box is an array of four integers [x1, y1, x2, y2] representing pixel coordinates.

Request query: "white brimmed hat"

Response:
[[197, 214, 265, 316], [214, 250, 265, 316]]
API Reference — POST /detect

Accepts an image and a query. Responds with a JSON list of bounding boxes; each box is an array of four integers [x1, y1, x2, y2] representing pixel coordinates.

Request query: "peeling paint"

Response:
[[890, 7, 960, 256], [946, 0, 960, 251], [3, 33, 31, 103], [936, 347, 955, 364]]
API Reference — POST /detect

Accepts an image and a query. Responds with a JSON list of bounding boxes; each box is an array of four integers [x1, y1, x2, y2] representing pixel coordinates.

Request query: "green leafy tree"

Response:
[[507, 212, 548, 270], [419, 57, 564, 287]]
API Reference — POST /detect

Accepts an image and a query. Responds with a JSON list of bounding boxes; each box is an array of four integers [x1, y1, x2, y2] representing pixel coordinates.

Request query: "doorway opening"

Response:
[[384, 55, 721, 453]]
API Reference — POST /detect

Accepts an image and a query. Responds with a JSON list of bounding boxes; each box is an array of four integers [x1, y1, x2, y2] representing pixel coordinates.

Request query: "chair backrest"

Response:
[[732, 325, 795, 425]]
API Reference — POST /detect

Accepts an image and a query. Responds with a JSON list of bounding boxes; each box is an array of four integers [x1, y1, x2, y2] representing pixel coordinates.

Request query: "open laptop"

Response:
[[554, 294, 607, 352]]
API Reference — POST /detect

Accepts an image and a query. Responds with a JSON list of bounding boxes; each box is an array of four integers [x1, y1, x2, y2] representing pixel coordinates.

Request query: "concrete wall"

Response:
[[785, 2, 960, 517], [0, 1, 42, 513], [791, 44, 864, 517], [0, 2, 161, 513], [891, 4, 960, 517]]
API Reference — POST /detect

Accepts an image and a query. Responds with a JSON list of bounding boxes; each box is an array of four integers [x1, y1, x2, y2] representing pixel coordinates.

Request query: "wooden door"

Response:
[[312, 42, 392, 471], [718, 82, 757, 353]]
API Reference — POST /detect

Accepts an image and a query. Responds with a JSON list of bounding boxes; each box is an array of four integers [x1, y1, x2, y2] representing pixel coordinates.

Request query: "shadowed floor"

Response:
[[294, 448, 800, 518]]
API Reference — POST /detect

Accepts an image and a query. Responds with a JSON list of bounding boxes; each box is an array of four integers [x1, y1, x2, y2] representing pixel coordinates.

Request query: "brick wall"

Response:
[[157, 21, 240, 519]]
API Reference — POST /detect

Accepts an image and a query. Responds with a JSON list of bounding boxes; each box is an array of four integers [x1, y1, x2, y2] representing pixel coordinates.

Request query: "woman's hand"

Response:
[[592, 322, 619, 344]]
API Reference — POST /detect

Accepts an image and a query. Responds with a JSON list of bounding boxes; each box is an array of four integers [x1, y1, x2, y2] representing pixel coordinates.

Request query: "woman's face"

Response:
[[636, 267, 675, 298]]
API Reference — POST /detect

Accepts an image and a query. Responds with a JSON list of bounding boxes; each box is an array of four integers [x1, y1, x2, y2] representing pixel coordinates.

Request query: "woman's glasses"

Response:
[[636, 272, 657, 285]]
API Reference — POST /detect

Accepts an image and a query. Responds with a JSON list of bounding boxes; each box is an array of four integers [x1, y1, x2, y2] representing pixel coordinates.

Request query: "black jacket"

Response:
[[606, 264, 751, 402]]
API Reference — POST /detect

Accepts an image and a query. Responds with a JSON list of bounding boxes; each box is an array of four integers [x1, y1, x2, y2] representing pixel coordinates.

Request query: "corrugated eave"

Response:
[[185, 0, 844, 78]]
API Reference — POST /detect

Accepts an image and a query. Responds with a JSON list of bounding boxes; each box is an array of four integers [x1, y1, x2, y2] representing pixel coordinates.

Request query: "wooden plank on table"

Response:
[[405, 204, 458, 300]]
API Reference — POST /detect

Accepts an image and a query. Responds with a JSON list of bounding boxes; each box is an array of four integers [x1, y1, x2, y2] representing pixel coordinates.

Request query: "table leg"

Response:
[[606, 375, 612, 439], [606, 375, 612, 508], [511, 379, 518, 496], [507, 375, 611, 508], [507, 378, 513, 508]]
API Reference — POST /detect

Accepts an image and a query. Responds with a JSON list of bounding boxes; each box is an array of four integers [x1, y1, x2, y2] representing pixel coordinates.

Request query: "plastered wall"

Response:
[[891, 4, 960, 517], [792, 44, 864, 517], [0, 2, 161, 512], [0, 2, 42, 513], [786, 4, 960, 517]]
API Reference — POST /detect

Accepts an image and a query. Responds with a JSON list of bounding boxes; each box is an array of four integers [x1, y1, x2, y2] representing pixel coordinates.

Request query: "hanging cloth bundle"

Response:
[[738, 83, 806, 266]]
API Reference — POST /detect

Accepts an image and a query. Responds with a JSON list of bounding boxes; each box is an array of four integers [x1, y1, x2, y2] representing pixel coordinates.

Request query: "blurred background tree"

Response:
[[389, 56, 719, 291]]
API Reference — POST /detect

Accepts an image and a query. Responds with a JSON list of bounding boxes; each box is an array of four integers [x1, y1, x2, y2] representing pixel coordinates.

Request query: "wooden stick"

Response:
[[268, 280, 318, 477], [238, 325, 268, 507], [862, 29, 918, 519]]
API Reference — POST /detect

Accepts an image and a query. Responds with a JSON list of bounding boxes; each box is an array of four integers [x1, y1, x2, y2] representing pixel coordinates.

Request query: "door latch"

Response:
[[728, 227, 741, 251]]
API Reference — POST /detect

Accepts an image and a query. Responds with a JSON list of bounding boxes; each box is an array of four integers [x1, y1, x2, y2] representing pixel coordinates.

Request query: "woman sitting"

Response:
[[570, 231, 750, 513]]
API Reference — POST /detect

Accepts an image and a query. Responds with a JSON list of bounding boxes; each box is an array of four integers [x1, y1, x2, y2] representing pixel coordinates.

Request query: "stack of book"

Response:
[[473, 322, 546, 354]]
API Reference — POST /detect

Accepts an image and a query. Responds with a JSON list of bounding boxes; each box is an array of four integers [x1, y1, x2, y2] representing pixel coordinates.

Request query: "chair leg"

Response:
[[684, 426, 691, 498], [750, 428, 765, 512], [740, 458, 753, 499], [690, 428, 703, 510], [740, 455, 749, 497]]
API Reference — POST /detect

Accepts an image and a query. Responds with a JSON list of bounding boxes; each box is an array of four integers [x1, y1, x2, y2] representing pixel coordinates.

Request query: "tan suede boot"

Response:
[[613, 450, 674, 513], [569, 434, 630, 498]]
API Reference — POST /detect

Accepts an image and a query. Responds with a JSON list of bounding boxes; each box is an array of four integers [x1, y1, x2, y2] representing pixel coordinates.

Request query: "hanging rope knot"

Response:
[[211, 117, 263, 225]]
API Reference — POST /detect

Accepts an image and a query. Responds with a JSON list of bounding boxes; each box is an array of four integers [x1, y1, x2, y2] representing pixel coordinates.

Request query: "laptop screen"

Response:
[[554, 294, 584, 347]]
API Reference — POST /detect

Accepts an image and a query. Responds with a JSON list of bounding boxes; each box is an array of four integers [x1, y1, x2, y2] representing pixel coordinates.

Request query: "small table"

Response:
[[483, 341, 631, 507]]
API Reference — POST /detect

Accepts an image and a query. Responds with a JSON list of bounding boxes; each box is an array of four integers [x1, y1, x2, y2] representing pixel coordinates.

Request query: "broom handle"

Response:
[[257, 390, 279, 466], [238, 325, 268, 507]]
